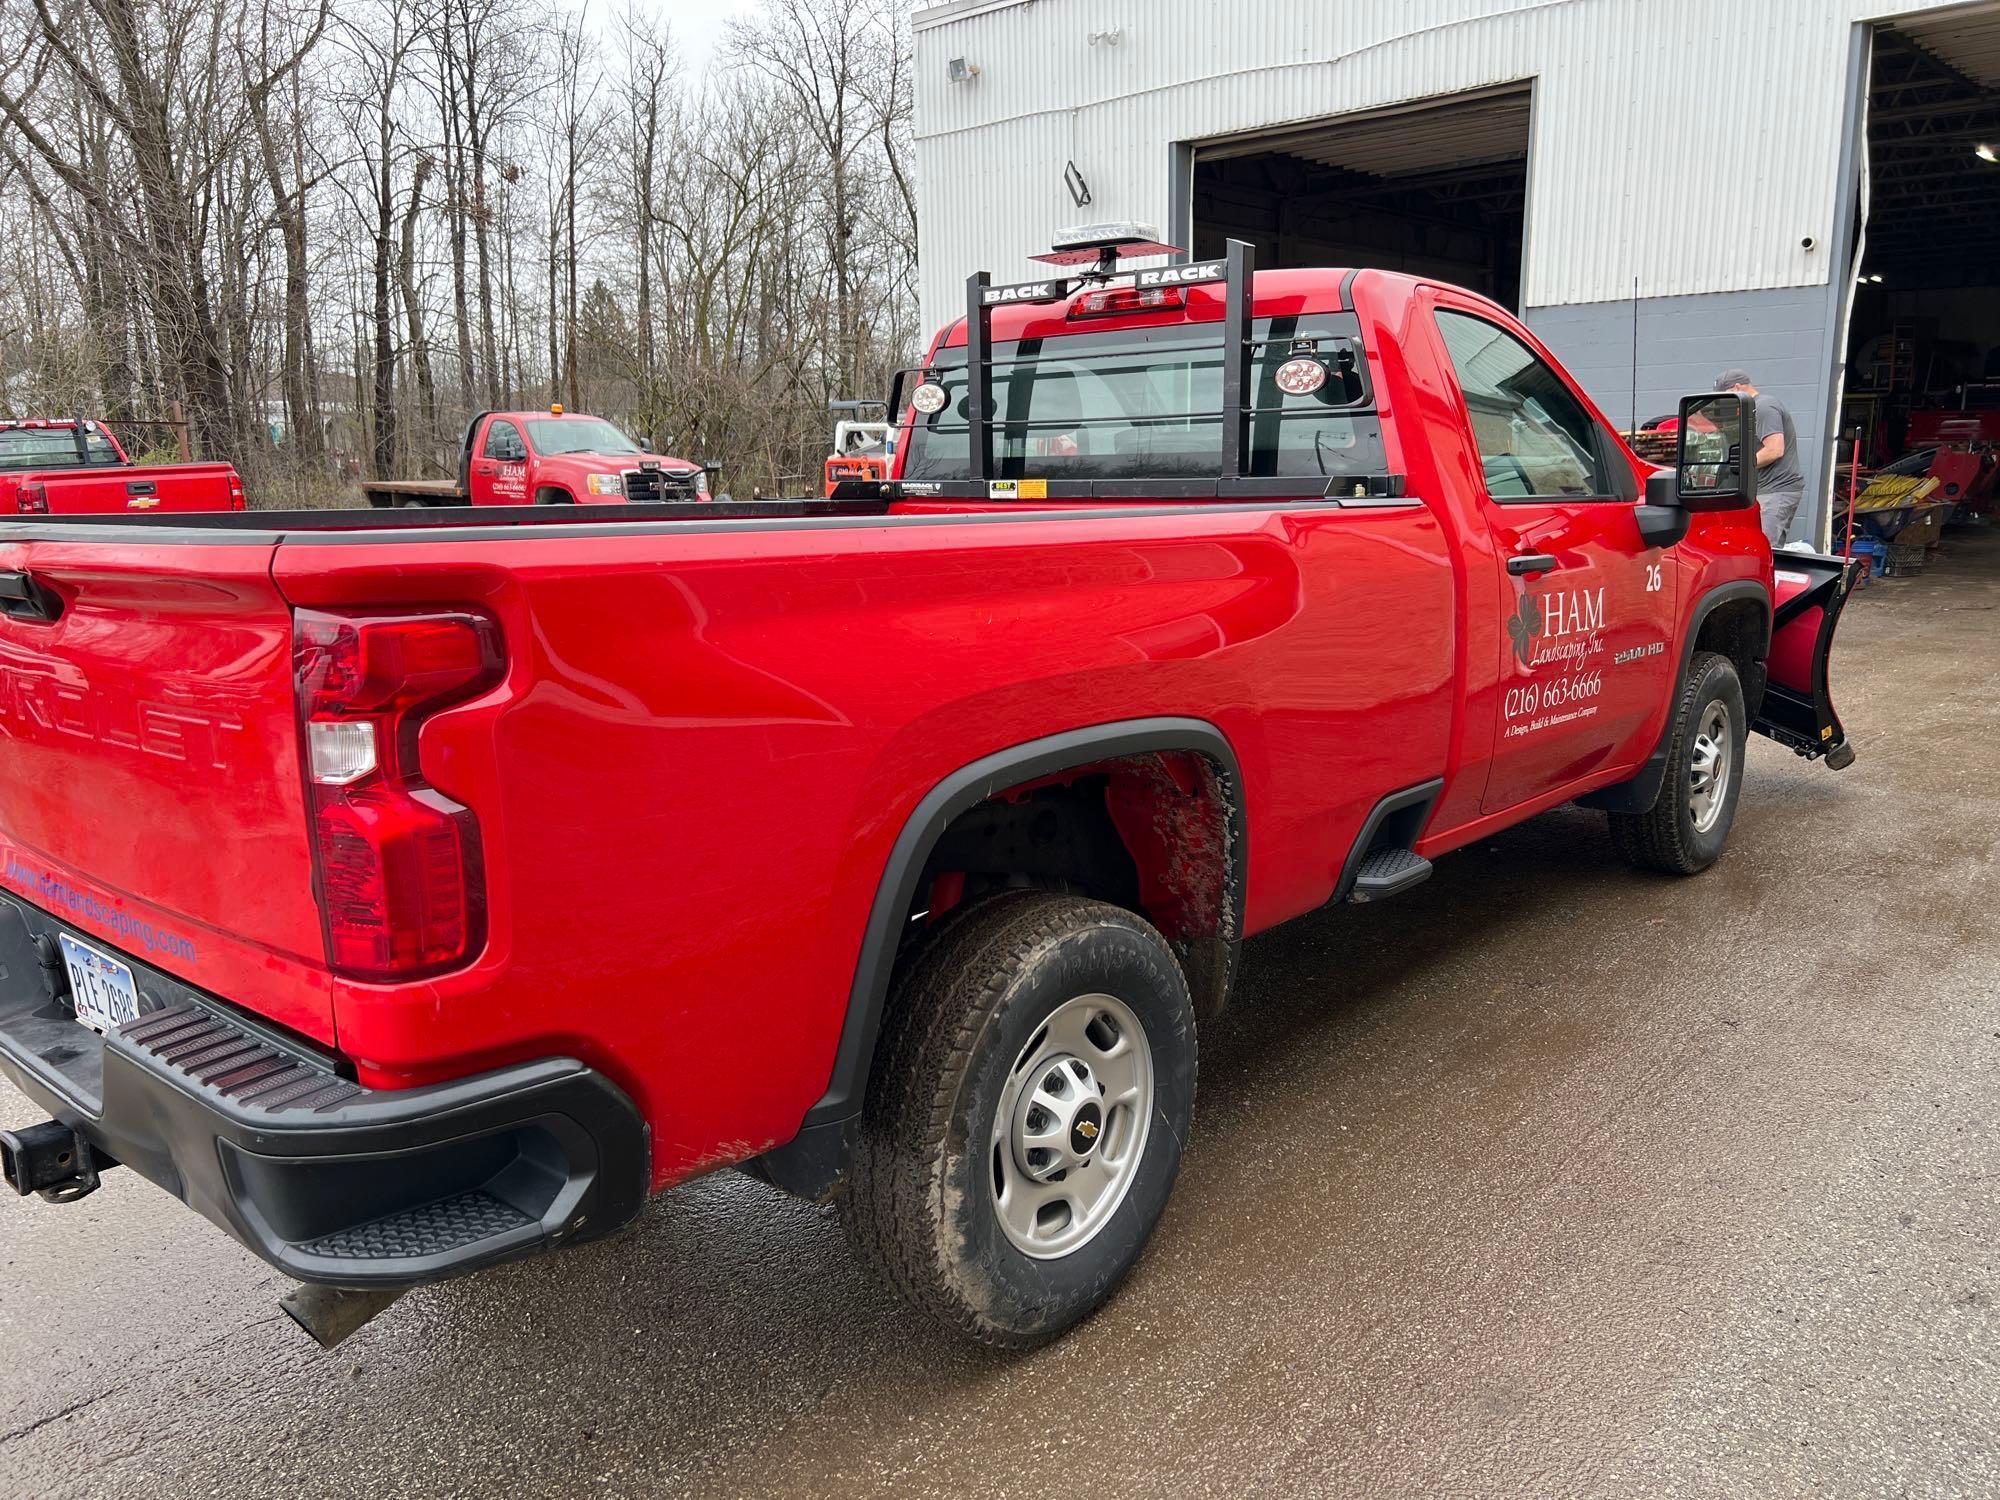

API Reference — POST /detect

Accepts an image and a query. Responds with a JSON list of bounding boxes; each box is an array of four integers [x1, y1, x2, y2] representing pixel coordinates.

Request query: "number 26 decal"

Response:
[[1645, 563, 1663, 593]]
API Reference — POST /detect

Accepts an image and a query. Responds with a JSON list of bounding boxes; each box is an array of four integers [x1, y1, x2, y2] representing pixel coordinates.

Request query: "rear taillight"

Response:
[[293, 609, 504, 981], [17, 482, 48, 514], [1070, 285, 1185, 319], [227, 473, 246, 510]]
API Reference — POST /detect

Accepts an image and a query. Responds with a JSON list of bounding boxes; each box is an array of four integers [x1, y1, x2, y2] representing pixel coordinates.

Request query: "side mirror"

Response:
[[637, 437, 654, 453], [1673, 392, 1759, 510]]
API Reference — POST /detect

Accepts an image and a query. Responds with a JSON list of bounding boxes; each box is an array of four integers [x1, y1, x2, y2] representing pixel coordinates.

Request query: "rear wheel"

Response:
[[1609, 649, 1746, 875], [843, 891, 1196, 1348]]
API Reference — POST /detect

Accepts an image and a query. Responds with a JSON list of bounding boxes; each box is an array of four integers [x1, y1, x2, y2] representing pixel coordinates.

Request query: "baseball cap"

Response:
[[1714, 369, 1753, 390]]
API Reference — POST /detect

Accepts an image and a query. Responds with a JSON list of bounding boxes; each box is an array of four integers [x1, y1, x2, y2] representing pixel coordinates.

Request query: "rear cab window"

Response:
[[901, 313, 1386, 487], [0, 427, 121, 471]]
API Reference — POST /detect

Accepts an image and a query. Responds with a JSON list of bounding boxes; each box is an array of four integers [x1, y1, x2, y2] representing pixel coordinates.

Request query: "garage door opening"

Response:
[[1189, 87, 1530, 309], [1839, 11, 2000, 561]]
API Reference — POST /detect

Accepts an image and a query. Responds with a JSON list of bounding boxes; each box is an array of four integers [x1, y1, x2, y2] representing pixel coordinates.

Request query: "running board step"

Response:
[[295, 1190, 534, 1261], [1346, 847, 1433, 903]]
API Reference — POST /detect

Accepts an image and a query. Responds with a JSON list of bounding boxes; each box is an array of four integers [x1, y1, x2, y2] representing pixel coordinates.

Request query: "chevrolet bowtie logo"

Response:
[[1077, 1119, 1099, 1141]]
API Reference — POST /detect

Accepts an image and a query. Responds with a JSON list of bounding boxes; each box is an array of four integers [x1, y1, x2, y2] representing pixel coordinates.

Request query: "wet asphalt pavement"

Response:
[[3, 531, 1997, 1499]]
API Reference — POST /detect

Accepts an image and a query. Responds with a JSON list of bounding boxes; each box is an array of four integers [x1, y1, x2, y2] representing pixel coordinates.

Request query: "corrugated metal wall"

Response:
[[912, 0, 1962, 326]]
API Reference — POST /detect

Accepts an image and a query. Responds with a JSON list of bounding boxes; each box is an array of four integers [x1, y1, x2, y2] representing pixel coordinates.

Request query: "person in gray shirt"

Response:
[[1715, 369, 1802, 546]]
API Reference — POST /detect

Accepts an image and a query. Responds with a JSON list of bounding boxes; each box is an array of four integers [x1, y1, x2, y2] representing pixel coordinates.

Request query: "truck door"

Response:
[[1428, 299, 1680, 815], [475, 419, 530, 504]]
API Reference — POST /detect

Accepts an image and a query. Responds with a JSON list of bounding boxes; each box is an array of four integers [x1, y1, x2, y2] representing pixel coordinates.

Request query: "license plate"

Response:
[[59, 934, 140, 1035]]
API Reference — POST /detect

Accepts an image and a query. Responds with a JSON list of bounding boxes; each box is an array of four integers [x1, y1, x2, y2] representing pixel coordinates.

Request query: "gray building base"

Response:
[[1527, 285, 1834, 547]]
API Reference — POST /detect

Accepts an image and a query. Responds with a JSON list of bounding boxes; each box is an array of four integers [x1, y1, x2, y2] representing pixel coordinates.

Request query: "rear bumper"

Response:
[[0, 891, 648, 1287]]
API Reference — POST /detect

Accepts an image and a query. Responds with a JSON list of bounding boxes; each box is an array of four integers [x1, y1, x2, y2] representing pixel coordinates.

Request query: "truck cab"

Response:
[[362, 409, 709, 508], [463, 409, 708, 506]]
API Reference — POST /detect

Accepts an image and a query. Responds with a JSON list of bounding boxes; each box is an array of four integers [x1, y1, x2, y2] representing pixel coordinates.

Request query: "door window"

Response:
[[483, 420, 526, 461], [1436, 311, 1609, 501]]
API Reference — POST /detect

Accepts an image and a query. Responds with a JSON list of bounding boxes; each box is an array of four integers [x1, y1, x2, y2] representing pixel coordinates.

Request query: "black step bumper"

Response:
[[0, 891, 648, 1288]]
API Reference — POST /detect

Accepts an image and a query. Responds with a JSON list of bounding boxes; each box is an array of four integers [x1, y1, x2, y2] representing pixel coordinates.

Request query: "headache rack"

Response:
[[851, 235, 1405, 505]]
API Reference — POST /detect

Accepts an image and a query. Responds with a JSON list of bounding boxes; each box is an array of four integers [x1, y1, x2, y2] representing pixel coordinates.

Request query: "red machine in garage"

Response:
[[1903, 405, 1999, 514]]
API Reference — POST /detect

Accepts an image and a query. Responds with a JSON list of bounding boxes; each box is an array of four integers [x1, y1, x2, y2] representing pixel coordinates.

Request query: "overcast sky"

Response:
[[662, 0, 764, 75]]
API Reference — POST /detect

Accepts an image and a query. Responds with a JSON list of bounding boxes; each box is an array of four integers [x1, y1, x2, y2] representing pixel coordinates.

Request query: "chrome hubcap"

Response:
[[990, 993, 1153, 1259], [1688, 699, 1734, 834]]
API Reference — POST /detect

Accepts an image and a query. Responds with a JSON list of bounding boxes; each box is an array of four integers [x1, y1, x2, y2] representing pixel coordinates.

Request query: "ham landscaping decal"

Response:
[[1503, 583, 1605, 738]]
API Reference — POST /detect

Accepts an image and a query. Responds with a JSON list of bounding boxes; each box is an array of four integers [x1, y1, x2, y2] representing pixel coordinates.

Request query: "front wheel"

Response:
[[1609, 649, 1747, 875], [843, 891, 1196, 1348]]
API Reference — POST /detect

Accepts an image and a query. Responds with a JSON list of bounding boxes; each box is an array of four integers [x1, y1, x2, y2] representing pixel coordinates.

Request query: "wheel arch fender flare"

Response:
[[1578, 579, 1771, 815], [747, 717, 1246, 1199]]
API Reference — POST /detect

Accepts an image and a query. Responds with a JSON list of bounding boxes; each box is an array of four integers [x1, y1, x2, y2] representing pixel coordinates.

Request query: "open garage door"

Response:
[[1190, 86, 1530, 309], [1838, 7, 2000, 565]]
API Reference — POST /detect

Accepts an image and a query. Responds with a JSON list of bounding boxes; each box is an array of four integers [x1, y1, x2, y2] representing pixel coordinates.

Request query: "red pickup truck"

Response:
[[0, 419, 245, 515], [0, 231, 1854, 1350], [361, 408, 708, 508]]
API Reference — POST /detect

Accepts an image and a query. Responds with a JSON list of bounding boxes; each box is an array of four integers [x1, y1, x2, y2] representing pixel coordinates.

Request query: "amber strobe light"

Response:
[[294, 609, 504, 981]]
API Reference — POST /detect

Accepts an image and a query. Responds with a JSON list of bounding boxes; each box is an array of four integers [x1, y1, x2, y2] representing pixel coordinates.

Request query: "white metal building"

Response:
[[912, 0, 2000, 545]]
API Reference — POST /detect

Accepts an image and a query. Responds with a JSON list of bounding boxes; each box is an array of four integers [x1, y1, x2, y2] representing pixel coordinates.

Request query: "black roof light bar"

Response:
[[961, 225, 1258, 486], [1030, 220, 1186, 277]]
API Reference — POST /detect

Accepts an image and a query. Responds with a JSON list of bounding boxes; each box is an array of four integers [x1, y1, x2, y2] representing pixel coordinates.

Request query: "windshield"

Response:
[[0, 426, 121, 471], [524, 418, 640, 456], [900, 314, 1385, 484]]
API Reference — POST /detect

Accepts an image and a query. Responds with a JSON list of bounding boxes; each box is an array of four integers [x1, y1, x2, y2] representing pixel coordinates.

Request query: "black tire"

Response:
[[535, 488, 575, 505], [1608, 649, 1747, 875], [843, 891, 1196, 1348]]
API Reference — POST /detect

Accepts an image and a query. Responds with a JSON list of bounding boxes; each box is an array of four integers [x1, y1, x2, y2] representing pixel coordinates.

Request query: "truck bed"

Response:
[[0, 486, 1455, 1182], [0, 497, 894, 536], [360, 478, 464, 500]]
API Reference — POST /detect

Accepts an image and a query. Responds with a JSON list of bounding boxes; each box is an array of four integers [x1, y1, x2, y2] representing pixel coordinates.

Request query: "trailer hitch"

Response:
[[0, 1119, 114, 1202]]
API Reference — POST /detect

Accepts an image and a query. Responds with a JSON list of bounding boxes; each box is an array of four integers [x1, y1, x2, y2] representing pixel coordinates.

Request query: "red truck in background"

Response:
[[361, 407, 710, 508], [0, 419, 245, 515], [0, 228, 1856, 1352]]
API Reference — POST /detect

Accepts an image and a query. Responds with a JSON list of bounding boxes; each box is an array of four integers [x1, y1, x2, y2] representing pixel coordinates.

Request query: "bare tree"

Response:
[[614, 5, 674, 431], [242, 0, 333, 462], [0, 0, 921, 503], [333, 0, 420, 476], [728, 0, 889, 397], [398, 152, 440, 458]]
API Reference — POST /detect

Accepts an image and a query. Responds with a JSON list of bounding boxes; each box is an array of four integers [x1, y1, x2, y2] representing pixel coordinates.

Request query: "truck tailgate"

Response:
[[41, 463, 242, 516], [0, 534, 332, 1041]]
